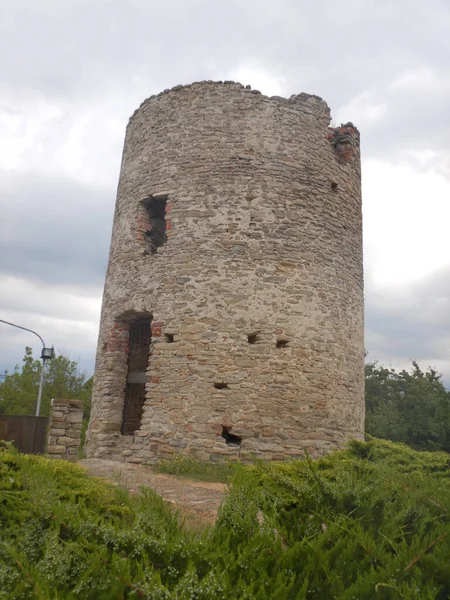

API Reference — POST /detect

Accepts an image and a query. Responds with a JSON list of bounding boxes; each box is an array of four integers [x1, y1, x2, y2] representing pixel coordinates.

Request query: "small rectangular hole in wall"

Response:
[[247, 333, 259, 344], [222, 426, 242, 447], [214, 382, 228, 389], [165, 333, 175, 343], [276, 339, 289, 348], [331, 182, 338, 192], [142, 196, 167, 254]]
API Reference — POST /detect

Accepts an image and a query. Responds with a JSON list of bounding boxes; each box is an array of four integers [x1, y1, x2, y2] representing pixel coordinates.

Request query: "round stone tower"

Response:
[[86, 81, 364, 463]]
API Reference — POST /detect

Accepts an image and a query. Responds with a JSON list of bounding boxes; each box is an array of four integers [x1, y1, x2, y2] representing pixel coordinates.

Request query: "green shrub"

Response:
[[211, 439, 450, 598], [1, 439, 450, 598]]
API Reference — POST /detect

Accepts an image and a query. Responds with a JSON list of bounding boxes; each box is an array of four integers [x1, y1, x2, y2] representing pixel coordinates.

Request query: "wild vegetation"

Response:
[[1, 438, 450, 599], [0, 346, 92, 445], [365, 360, 450, 452], [0, 346, 91, 418]]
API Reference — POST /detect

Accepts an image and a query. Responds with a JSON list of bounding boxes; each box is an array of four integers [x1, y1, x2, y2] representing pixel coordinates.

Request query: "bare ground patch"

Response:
[[79, 459, 227, 527]]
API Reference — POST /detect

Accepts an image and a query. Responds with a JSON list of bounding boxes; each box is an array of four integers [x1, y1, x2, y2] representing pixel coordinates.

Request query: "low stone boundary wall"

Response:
[[47, 399, 83, 461]]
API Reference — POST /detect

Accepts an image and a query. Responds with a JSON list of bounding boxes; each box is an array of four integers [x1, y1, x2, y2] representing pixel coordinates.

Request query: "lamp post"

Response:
[[36, 345, 56, 416], [0, 319, 55, 416]]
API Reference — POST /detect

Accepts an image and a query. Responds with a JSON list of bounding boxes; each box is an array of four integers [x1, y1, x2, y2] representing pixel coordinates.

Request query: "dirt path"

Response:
[[79, 459, 227, 526]]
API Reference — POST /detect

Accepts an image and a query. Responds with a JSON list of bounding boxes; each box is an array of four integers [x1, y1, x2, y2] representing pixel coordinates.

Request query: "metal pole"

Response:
[[36, 358, 46, 417], [0, 319, 48, 416]]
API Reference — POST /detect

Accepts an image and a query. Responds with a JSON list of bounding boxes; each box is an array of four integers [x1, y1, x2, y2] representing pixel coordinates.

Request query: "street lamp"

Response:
[[0, 319, 55, 416], [37, 345, 55, 417]]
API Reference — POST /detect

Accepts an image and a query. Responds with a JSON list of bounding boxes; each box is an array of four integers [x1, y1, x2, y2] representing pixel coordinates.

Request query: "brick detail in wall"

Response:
[[105, 323, 130, 353]]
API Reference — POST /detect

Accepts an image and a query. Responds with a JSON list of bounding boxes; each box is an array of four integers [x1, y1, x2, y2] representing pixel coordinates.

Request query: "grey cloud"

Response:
[[365, 267, 450, 381], [2, 0, 449, 167], [347, 82, 450, 172], [0, 326, 97, 379], [3, 1, 444, 92], [0, 280, 102, 323], [0, 279, 101, 377], [0, 170, 113, 286]]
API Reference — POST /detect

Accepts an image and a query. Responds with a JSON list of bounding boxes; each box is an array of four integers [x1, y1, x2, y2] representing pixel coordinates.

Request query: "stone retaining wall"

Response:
[[47, 399, 83, 460]]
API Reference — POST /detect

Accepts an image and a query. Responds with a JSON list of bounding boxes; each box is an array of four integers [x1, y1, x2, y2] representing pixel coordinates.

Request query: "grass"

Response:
[[1, 438, 450, 598], [153, 452, 236, 483]]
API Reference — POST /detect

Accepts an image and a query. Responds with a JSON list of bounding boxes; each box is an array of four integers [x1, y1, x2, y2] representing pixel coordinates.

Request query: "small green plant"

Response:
[[153, 453, 236, 483]]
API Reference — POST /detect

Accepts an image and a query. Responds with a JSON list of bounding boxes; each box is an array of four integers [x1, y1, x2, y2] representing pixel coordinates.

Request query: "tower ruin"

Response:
[[86, 81, 364, 463]]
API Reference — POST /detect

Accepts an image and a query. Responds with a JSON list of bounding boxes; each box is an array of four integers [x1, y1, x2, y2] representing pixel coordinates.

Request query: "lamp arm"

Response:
[[0, 319, 46, 348]]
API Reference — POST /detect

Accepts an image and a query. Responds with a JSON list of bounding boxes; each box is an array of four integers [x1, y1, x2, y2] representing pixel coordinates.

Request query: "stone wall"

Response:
[[47, 399, 83, 460], [86, 81, 364, 464]]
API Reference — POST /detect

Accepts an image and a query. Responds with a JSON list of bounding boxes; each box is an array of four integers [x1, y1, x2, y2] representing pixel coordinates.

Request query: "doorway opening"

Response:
[[121, 317, 152, 435]]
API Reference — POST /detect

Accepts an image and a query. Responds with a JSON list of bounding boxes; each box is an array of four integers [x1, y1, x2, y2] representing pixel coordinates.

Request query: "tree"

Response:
[[0, 347, 89, 416], [365, 359, 450, 452], [77, 376, 93, 422]]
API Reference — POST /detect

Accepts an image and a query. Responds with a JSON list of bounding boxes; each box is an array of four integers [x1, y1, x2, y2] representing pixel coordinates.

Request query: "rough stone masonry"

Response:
[[86, 81, 364, 463], [47, 399, 84, 461]]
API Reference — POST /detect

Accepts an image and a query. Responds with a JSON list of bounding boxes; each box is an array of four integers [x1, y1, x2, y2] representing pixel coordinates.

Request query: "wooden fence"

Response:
[[0, 415, 49, 454]]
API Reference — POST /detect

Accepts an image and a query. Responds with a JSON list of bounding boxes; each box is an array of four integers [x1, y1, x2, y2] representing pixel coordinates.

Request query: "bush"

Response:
[[1, 439, 450, 598]]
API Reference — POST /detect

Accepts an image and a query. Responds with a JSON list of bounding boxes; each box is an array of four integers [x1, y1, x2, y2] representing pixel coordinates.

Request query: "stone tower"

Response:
[[86, 81, 364, 463]]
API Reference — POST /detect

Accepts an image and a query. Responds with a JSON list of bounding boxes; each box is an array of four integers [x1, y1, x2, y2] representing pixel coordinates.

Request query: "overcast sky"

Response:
[[1, 0, 449, 383]]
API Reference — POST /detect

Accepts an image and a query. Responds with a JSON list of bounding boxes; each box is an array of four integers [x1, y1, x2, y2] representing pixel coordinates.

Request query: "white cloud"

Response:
[[365, 265, 450, 382], [0, 94, 129, 186], [363, 159, 450, 287], [224, 64, 287, 97], [0, 276, 101, 375], [0, 95, 62, 171], [390, 68, 444, 92], [335, 92, 387, 126]]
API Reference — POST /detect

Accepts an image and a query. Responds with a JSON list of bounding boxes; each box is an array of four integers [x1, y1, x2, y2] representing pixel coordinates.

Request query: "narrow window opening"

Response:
[[331, 182, 338, 192], [165, 333, 175, 343], [247, 332, 259, 344], [222, 426, 242, 447], [142, 196, 167, 254], [122, 317, 151, 435], [214, 382, 228, 390], [276, 339, 289, 348]]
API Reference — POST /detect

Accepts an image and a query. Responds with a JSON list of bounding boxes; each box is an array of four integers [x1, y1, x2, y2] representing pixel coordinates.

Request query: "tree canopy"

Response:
[[0, 347, 91, 417], [365, 359, 450, 452]]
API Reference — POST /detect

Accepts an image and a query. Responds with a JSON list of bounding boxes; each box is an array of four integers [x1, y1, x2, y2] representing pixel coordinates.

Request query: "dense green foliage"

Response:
[[365, 360, 450, 452], [0, 346, 91, 417], [2, 439, 450, 599]]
